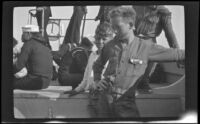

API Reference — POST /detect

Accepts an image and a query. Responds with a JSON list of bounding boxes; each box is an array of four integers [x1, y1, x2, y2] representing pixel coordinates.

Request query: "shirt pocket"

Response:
[[125, 60, 147, 76]]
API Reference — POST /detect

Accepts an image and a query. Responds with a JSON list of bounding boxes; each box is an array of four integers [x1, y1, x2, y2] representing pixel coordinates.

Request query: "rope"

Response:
[[152, 74, 185, 90], [81, 13, 87, 41]]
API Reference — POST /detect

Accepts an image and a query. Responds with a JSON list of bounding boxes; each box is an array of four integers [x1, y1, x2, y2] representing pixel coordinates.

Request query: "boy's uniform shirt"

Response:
[[93, 36, 184, 91]]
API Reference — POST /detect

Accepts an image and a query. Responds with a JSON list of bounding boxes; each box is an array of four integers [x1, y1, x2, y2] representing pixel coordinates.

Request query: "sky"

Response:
[[13, 6, 185, 51]]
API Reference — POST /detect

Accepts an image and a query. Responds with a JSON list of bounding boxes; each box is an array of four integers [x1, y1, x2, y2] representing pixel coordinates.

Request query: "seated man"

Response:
[[58, 37, 94, 89], [13, 25, 53, 90], [64, 22, 115, 96]]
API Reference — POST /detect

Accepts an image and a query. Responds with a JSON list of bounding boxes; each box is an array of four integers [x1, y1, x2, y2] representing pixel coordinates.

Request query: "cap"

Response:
[[22, 25, 39, 32]]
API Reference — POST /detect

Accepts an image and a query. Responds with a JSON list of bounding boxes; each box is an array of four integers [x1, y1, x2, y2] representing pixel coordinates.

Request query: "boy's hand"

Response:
[[95, 79, 112, 91]]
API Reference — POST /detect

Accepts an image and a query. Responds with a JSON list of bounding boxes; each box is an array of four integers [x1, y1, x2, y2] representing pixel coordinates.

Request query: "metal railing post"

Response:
[[42, 8, 44, 37]]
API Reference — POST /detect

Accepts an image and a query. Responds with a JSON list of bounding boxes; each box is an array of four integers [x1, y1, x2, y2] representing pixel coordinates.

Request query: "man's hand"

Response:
[[63, 90, 80, 97], [14, 67, 28, 78]]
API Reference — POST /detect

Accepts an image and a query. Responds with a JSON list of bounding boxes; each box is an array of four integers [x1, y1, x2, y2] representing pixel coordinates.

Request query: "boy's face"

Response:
[[95, 34, 113, 50], [110, 16, 132, 40]]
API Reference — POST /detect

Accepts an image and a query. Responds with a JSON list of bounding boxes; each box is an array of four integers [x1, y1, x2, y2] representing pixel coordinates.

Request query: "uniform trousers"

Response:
[[14, 74, 50, 90]]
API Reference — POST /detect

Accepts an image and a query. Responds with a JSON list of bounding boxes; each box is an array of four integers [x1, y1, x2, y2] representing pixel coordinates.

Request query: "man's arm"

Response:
[[93, 46, 110, 82], [95, 6, 104, 21], [13, 42, 32, 73], [148, 43, 185, 62]]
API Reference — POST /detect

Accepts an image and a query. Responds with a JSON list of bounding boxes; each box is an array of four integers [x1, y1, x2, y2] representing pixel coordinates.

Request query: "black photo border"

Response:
[[2, 1, 199, 123]]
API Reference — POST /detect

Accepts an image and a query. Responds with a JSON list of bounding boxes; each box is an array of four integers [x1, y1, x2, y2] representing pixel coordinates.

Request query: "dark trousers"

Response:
[[14, 74, 50, 90], [58, 72, 83, 89], [88, 89, 140, 118], [63, 6, 85, 44], [36, 13, 51, 49]]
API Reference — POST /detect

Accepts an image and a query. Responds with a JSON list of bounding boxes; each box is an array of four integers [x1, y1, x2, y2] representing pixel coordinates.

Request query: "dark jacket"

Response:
[[13, 35, 53, 79], [35, 6, 52, 29], [58, 46, 89, 85]]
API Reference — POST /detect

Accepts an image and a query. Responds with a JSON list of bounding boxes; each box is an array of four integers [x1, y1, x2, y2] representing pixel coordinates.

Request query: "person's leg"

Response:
[[112, 81, 141, 118], [58, 73, 79, 89], [14, 75, 44, 90], [58, 70, 84, 89], [95, 91, 113, 118], [137, 62, 157, 94], [113, 99, 140, 118], [36, 14, 42, 29], [88, 90, 99, 117], [112, 91, 140, 118]]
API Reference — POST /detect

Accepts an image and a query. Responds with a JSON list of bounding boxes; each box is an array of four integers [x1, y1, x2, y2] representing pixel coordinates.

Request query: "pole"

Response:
[[81, 13, 87, 42], [42, 8, 44, 37]]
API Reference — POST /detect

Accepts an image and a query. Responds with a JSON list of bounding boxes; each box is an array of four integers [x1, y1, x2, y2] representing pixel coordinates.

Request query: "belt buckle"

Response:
[[112, 87, 126, 99]]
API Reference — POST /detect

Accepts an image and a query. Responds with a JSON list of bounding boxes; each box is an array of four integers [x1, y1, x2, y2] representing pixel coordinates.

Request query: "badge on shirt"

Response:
[[129, 58, 143, 65]]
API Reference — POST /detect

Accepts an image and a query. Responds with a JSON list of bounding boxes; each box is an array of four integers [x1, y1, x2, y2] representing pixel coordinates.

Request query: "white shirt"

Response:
[[75, 51, 109, 92]]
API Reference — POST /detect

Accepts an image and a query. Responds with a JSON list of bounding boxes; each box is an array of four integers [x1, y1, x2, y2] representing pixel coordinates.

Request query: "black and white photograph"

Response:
[[2, 1, 198, 123]]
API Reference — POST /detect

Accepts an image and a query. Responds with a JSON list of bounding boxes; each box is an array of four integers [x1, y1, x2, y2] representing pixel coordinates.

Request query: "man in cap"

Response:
[[13, 25, 53, 90], [58, 37, 94, 89]]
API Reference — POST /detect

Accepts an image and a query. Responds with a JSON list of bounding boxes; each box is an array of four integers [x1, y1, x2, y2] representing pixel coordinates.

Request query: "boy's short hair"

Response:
[[95, 22, 114, 39], [108, 6, 136, 26]]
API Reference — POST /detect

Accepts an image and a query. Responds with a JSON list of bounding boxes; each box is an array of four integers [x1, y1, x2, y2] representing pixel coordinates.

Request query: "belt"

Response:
[[112, 87, 139, 99], [111, 87, 127, 99]]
